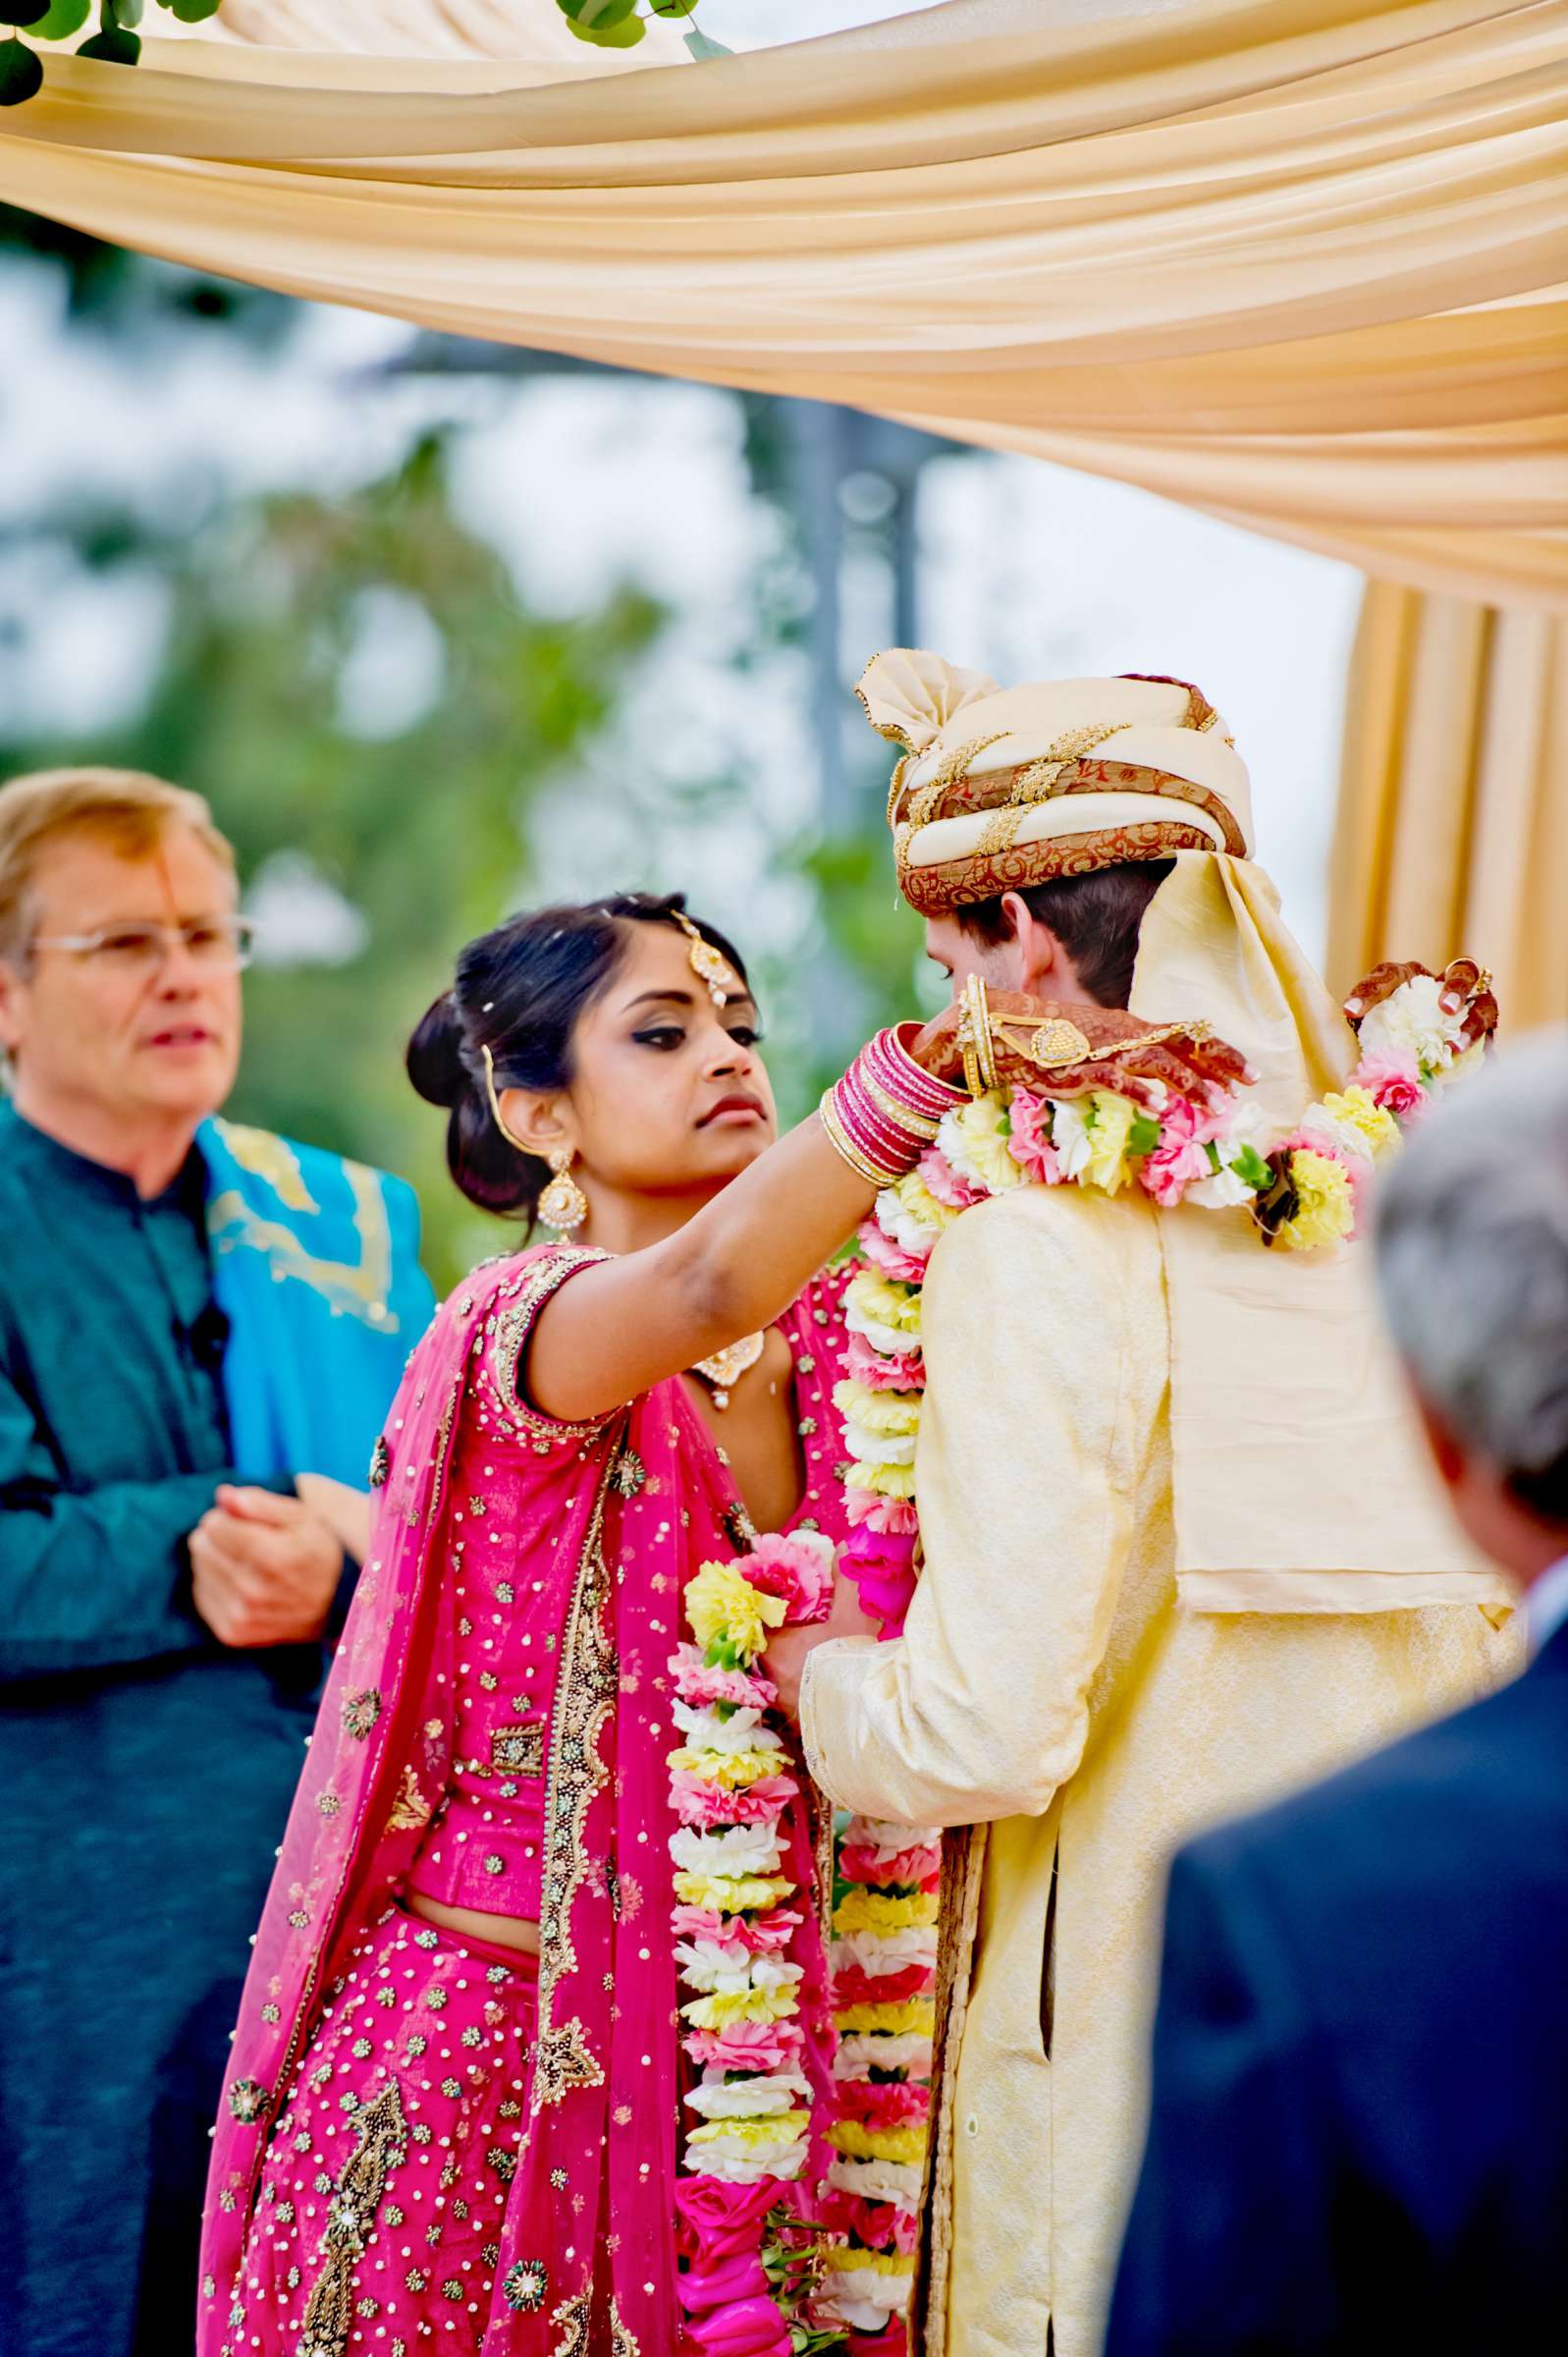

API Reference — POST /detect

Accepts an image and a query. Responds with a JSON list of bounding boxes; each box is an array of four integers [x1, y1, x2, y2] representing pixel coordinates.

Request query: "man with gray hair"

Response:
[[1108, 1031, 1568, 2357]]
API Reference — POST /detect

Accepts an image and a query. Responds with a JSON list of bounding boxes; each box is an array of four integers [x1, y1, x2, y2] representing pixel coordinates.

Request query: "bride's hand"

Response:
[[765, 1572, 882, 1718], [910, 987, 1251, 1104]]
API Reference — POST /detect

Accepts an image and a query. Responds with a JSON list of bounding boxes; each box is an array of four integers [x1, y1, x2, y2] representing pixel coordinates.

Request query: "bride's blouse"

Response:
[[403, 1243, 851, 1925]]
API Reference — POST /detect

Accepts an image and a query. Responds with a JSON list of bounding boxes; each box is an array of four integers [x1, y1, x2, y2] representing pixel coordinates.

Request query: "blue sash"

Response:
[[198, 1118, 436, 1487]]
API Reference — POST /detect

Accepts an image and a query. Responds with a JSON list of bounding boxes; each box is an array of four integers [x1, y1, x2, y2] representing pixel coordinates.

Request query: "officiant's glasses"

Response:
[[31, 916, 257, 975]]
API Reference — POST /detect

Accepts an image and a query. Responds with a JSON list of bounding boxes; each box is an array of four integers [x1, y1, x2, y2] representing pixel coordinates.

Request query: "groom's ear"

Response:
[[1002, 893, 1059, 995]]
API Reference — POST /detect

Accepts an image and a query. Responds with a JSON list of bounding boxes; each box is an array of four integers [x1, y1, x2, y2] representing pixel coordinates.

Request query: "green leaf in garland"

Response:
[[165, 0, 223, 21], [0, 35, 43, 100], [1230, 1144, 1271, 1192], [1127, 1114, 1162, 1158], [77, 23, 138, 57], [27, 0, 90, 37], [0, 3, 51, 28]]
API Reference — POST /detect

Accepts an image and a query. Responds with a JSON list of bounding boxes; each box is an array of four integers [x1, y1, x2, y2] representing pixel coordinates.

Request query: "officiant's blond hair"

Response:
[[0, 766, 234, 963]]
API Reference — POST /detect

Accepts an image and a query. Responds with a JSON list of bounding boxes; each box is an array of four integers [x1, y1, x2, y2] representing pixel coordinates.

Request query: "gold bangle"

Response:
[[861, 1070, 942, 1142], [818, 1090, 895, 1187]]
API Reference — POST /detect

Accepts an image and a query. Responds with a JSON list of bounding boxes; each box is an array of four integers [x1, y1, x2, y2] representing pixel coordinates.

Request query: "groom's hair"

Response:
[[954, 858, 1175, 1009]]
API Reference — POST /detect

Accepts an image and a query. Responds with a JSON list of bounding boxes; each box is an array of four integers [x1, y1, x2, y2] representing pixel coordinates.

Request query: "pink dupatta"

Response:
[[201, 1244, 849, 2356]]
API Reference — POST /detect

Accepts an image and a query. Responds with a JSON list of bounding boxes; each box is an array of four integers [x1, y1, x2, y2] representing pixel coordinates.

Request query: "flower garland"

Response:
[[669, 1528, 843, 2355], [835, 964, 1493, 1643]]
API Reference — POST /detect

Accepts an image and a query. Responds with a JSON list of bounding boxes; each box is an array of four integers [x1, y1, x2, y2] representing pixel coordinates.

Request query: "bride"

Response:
[[198, 890, 965, 2357]]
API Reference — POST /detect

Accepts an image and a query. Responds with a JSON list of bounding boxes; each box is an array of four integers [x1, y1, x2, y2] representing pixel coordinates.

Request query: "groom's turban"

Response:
[[857, 650, 1255, 915]]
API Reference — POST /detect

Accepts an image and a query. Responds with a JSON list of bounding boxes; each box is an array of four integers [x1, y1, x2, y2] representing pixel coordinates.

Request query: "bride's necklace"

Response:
[[688, 1330, 767, 1410]]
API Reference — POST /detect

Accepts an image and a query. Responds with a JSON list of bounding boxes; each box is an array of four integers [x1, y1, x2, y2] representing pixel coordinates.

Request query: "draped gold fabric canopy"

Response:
[[0, 0, 1564, 608], [859, 650, 1255, 912]]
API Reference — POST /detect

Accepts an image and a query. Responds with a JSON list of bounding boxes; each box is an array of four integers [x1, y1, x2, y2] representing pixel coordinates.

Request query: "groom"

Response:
[[786, 659, 1516, 2357]]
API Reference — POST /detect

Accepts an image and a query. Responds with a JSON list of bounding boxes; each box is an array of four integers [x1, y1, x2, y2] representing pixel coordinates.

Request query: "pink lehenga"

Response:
[[200, 1242, 851, 2357]]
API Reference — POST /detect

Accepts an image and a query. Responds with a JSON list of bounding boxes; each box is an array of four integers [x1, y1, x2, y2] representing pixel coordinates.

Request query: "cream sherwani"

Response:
[[802, 1180, 1513, 2357]]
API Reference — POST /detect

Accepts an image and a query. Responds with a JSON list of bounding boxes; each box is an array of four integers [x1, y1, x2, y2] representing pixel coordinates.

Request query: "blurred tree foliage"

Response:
[[0, 420, 662, 1285], [0, 205, 935, 1289]]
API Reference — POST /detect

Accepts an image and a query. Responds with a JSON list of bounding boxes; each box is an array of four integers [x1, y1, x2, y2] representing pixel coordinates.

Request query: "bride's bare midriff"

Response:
[[405, 1890, 541, 1956]]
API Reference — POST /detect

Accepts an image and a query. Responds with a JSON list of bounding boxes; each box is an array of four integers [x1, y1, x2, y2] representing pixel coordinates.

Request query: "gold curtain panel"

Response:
[[1329, 582, 1568, 1026], [0, 0, 1563, 608]]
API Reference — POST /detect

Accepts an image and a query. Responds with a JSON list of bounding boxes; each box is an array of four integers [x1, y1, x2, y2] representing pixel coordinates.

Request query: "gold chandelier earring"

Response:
[[481, 1044, 588, 1234], [538, 1144, 589, 1236]]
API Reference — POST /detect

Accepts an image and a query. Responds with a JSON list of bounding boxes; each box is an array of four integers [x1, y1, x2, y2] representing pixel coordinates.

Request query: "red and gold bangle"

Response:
[[819, 1028, 966, 1185]]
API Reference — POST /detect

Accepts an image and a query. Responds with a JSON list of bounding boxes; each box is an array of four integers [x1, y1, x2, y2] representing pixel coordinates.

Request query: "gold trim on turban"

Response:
[[858, 652, 1253, 913]]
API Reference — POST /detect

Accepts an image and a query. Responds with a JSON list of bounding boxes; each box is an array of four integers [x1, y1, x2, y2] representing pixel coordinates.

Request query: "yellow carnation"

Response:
[[1321, 1085, 1400, 1163], [834, 1888, 940, 1938], [681, 1985, 799, 2030], [948, 1094, 1023, 1194], [845, 1460, 919, 1502], [1082, 1090, 1140, 1193], [833, 1998, 937, 2038], [831, 2249, 918, 2278], [1277, 1147, 1357, 1252], [673, 1871, 795, 1914], [846, 1270, 923, 1340], [667, 1747, 788, 1790], [827, 2121, 929, 2166], [685, 1559, 786, 1659], [833, 1380, 923, 1440], [688, 2111, 809, 2152], [887, 1170, 959, 1239]]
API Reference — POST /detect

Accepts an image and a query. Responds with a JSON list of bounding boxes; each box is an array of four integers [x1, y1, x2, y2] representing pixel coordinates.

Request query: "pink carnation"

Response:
[[856, 1219, 930, 1285], [671, 1770, 798, 1829], [1138, 1093, 1228, 1209], [844, 1493, 919, 1537], [744, 1531, 835, 1624], [670, 1644, 777, 1712], [838, 1840, 942, 1889], [685, 2019, 806, 2072], [917, 1144, 984, 1209], [836, 2080, 932, 2130], [673, 1905, 803, 1952], [1006, 1088, 1062, 1185], [838, 1522, 919, 1637], [820, 2195, 922, 2257], [843, 1333, 925, 1394], [1353, 1047, 1426, 1117]]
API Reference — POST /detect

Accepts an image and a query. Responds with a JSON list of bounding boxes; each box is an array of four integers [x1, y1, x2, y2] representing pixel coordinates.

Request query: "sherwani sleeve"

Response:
[[801, 1186, 1137, 1826]]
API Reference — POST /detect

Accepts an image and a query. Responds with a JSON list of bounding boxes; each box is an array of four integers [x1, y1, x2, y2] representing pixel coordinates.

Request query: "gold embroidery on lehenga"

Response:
[[492, 1722, 544, 1779], [384, 1765, 431, 1833], [297, 2080, 408, 2357], [529, 1444, 622, 2112], [549, 2294, 592, 2357], [490, 1248, 614, 1448], [610, 2297, 643, 2354], [532, 2019, 602, 2107]]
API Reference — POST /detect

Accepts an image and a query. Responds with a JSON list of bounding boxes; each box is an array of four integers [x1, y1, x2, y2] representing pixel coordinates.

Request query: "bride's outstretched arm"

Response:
[[528, 1026, 960, 1423]]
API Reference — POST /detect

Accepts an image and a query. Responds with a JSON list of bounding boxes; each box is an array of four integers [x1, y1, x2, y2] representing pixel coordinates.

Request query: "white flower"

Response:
[[671, 1700, 784, 1757], [1185, 1095, 1271, 1209], [819, 2271, 914, 2322], [683, 2069, 810, 2118], [843, 1816, 941, 1852], [670, 1824, 784, 1880], [826, 2157, 925, 2208], [833, 2032, 935, 2078], [832, 1927, 940, 1976], [875, 1175, 953, 1253], [685, 2143, 807, 2183], [845, 1297, 918, 1357], [1357, 973, 1467, 1070], [841, 1420, 918, 1469], [1298, 1101, 1374, 1167], [1048, 1096, 1095, 1182]]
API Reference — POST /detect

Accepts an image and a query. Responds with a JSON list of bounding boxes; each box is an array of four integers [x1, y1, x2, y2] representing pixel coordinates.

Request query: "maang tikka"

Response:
[[481, 1044, 588, 1234]]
